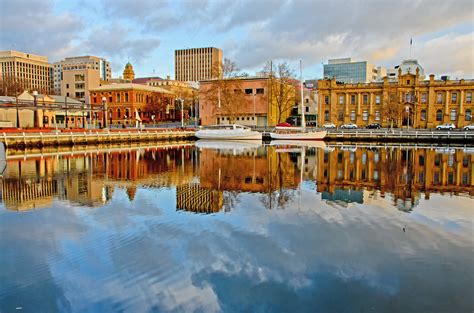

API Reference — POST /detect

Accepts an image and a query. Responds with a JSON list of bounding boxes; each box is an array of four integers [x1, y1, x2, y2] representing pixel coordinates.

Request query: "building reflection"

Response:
[[316, 146, 474, 211], [2, 143, 472, 213], [1, 145, 196, 211]]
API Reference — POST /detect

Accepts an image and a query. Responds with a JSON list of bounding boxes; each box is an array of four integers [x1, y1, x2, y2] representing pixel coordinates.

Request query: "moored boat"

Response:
[[195, 124, 262, 140]]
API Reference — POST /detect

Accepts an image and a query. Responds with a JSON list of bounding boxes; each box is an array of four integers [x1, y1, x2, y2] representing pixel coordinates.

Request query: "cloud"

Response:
[[0, 0, 83, 59], [227, 0, 474, 77]]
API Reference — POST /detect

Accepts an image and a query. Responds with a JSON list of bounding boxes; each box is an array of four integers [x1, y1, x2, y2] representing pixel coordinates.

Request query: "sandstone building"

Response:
[[318, 68, 474, 128]]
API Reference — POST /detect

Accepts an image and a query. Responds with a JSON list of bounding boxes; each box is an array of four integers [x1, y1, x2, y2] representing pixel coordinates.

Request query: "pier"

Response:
[[0, 129, 196, 148]]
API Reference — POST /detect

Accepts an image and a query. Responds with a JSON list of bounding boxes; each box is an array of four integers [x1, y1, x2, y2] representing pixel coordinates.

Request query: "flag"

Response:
[[410, 38, 413, 45]]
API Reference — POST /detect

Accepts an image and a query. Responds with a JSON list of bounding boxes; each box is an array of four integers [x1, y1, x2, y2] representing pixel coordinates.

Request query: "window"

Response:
[[256, 88, 264, 94], [437, 93, 443, 104], [117, 93, 121, 102], [451, 92, 458, 104], [419, 155, 425, 166], [339, 95, 344, 105], [338, 111, 344, 121], [324, 95, 330, 105], [324, 110, 330, 121], [305, 98, 309, 103], [406, 79, 410, 85], [463, 156, 469, 167], [337, 152, 343, 163], [421, 109, 427, 121], [466, 109, 472, 121], [245, 88, 253, 95], [405, 93, 412, 102], [125, 93, 129, 102], [435, 155, 441, 166], [375, 111, 380, 121], [117, 109, 121, 118], [450, 109, 456, 121], [375, 95, 381, 104], [350, 110, 356, 121], [436, 109, 442, 121], [109, 96, 112, 103], [305, 106, 309, 113], [362, 110, 368, 121], [351, 94, 356, 105], [467, 92, 472, 103], [363, 94, 368, 104]]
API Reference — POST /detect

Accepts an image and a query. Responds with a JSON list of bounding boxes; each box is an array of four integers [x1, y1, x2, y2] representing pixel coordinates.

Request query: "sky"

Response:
[[1, 0, 473, 80]]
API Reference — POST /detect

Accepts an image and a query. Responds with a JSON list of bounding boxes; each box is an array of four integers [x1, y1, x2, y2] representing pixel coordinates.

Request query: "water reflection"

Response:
[[0, 142, 473, 312], [1, 143, 473, 213]]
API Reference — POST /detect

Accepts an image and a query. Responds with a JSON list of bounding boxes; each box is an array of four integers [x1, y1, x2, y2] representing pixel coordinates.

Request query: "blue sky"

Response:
[[1, 0, 473, 80]]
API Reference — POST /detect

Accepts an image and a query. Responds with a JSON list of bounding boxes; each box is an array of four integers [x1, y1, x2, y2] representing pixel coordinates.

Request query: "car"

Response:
[[436, 123, 456, 130], [366, 123, 382, 129], [340, 123, 358, 129], [276, 122, 292, 127], [322, 123, 336, 129], [463, 124, 474, 131]]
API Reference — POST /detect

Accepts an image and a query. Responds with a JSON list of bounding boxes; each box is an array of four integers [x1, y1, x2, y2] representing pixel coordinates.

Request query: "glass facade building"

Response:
[[324, 61, 369, 84]]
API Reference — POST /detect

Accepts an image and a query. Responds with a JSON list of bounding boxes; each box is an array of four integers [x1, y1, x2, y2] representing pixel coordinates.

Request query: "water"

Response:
[[0, 142, 473, 313]]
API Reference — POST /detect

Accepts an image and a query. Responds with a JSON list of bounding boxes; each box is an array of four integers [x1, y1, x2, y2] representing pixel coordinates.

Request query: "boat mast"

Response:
[[300, 60, 305, 129]]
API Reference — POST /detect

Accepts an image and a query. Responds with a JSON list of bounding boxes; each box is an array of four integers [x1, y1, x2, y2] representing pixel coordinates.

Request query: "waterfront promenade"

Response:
[[0, 128, 195, 148], [1, 127, 474, 148]]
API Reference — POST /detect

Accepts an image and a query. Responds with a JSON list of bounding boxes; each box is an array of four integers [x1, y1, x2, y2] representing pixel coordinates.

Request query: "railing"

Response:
[[324, 128, 474, 141]]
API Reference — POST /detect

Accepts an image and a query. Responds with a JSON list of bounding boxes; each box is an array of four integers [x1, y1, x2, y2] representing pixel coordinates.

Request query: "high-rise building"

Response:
[[0, 50, 53, 95], [53, 56, 111, 102], [175, 47, 223, 82], [323, 58, 387, 84]]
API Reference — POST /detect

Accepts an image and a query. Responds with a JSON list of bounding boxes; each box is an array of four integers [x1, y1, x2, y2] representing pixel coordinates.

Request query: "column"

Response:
[[444, 90, 450, 121]]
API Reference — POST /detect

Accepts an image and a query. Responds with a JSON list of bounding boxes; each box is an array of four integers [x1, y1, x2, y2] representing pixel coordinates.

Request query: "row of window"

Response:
[[326, 91, 473, 105], [324, 109, 473, 122], [244, 88, 265, 95]]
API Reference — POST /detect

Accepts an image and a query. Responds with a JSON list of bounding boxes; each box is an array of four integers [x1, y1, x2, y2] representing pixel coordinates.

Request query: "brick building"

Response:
[[89, 83, 175, 126]]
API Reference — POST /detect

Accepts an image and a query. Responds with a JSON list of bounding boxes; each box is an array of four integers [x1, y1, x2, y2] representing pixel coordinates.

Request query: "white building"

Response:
[[323, 58, 387, 84]]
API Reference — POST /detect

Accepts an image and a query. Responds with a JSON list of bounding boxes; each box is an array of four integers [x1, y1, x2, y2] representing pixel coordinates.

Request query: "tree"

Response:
[[201, 58, 249, 124], [0, 75, 31, 96], [382, 89, 404, 129], [262, 62, 297, 124]]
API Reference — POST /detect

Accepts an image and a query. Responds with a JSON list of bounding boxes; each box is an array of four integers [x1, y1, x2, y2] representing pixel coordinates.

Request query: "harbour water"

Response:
[[0, 142, 473, 312]]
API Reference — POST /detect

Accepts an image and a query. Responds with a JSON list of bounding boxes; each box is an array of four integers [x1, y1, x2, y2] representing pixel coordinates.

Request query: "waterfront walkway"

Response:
[[0, 128, 195, 148]]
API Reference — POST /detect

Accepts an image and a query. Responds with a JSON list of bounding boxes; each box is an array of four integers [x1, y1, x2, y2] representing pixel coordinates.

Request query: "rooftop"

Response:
[[89, 83, 174, 94]]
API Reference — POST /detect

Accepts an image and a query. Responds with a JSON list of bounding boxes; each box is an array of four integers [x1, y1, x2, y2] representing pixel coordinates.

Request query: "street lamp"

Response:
[[177, 98, 184, 127], [32, 90, 38, 128], [405, 106, 410, 130], [252, 93, 257, 128], [102, 96, 107, 129], [151, 114, 155, 127]]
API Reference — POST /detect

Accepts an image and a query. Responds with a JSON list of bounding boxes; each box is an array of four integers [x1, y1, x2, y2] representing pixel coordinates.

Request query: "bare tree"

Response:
[[382, 89, 404, 129], [262, 62, 297, 124], [0, 75, 31, 96], [202, 58, 248, 124]]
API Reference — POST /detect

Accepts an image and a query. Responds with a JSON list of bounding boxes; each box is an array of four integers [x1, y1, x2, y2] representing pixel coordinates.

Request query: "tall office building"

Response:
[[53, 56, 111, 102], [0, 50, 53, 94], [323, 58, 386, 84], [175, 47, 223, 82]]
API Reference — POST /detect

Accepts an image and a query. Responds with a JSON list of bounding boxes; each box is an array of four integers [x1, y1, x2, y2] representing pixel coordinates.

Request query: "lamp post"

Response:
[[151, 114, 155, 127], [102, 96, 107, 129], [253, 93, 257, 128], [406, 105, 410, 130], [177, 98, 184, 127], [32, 90, 38, 128]]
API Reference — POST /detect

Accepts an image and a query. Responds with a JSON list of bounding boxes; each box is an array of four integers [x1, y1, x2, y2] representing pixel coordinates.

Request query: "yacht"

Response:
[[269, 60, 326, 141], [195, 124, 262, 140]]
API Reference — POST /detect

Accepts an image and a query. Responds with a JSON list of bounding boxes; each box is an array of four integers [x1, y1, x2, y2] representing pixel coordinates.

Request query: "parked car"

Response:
[[366, 123, 382, 129], [276, 122, 292, 127], [340, 123, 358, 129], [322, 123, 336, 129], [463, 124, 474, 131], [436, 123, 456, 130]]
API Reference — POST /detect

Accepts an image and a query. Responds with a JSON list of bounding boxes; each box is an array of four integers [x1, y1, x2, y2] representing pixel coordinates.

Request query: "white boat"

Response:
[[269, 60, 326, 141], [195, 124, 262, 140]]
